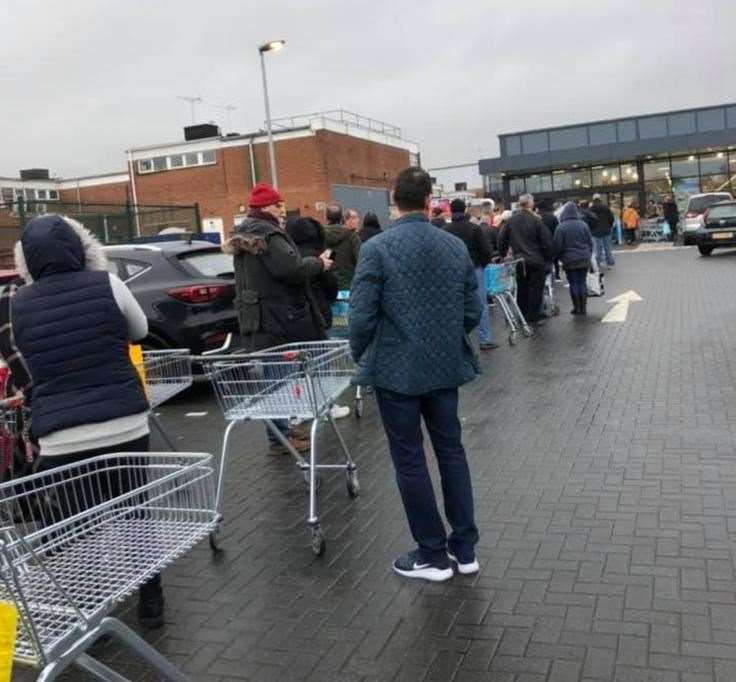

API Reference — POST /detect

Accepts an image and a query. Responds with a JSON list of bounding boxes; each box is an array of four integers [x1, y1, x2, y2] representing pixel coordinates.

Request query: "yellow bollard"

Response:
[[0, 602, 17, 682]]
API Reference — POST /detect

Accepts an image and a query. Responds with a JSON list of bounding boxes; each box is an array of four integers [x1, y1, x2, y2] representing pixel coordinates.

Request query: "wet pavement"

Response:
[[16, 244, 736, 681]]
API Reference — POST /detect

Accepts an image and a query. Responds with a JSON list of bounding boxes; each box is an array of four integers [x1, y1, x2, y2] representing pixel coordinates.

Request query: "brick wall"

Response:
[[58, 180, 130, 205]]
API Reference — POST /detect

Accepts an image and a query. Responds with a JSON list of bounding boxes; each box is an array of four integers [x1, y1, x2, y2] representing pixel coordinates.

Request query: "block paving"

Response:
[[15, 245, 736, 681]]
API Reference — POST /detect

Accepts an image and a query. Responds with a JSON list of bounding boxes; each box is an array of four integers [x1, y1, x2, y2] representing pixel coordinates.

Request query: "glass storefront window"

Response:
[[638, 116, 668, 140], [697, 108, 725, 132], [670, 156, 698, 179], [552, 171, 572, 191], [549, 126, 588, 151], [643, 159, 670, 181], [525, 174, 552, 194], [644, 178, 672, 216], [668, 112, 696, 136], [699, 152, 727, 175], [620, 164, 638, 182], [589, 123, 616, 146], [673, 177, 700, 215], [700, 174, 730, 194], [509, 177, 525, 195], [617, 120, 637, 142], [505, 136, 521, 156], [592, 165, 621, 186], [484, 174, 504, 194], [521, 132, 548, 154], [571, 168, 592, 189]]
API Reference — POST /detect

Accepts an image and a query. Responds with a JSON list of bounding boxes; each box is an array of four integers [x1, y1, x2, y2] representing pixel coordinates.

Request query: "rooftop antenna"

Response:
[[212, 104, 237, 131], [177, 95, 203, 124]]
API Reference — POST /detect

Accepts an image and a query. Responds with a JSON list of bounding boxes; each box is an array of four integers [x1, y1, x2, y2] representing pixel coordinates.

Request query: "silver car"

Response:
[[682, 192, 734, 244]]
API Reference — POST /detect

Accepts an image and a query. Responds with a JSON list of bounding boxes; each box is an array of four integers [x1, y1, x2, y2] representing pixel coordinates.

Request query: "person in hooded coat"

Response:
[[554, 202, 594, 316], [11, 213, 164, 627]]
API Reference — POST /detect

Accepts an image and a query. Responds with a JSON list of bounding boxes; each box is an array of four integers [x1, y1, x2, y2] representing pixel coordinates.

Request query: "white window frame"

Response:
[[137, 150, 217, 174]]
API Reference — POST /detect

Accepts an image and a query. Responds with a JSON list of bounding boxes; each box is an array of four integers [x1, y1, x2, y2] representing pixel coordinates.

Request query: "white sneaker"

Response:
[[329, 404, 351, 419], [447, 552, 480, 575]]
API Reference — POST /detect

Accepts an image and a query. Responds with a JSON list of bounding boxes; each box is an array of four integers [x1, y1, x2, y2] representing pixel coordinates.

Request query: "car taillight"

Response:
[[203, 331, 230, 350], [167, 284, 229, 303], [685, 211, 699, 219]]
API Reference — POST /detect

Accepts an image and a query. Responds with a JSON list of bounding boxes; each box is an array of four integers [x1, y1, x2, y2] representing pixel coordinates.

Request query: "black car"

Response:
[[103, 240, 237, 353], [696, 201, 736, 256]]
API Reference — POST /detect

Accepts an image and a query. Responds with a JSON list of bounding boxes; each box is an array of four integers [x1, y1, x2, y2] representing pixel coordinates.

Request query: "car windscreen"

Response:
[[689, 194, 733, 213], [177, 250, 234, 278], [706, 204, 736, 220]]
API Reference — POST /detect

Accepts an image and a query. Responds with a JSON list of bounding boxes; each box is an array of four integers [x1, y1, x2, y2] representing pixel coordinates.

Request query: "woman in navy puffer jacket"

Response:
[[554, 202, 593, 316]]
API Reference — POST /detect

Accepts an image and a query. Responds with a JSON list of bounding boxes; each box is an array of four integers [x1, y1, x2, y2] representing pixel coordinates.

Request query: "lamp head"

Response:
[[259, 40, 286, 53]]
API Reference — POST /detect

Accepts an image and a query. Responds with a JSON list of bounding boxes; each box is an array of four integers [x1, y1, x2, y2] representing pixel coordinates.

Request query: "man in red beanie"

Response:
[[224, 183, 334, 454]]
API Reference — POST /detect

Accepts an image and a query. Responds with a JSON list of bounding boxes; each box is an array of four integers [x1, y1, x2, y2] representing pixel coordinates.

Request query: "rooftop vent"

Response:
[[184, 124, 221, 141]]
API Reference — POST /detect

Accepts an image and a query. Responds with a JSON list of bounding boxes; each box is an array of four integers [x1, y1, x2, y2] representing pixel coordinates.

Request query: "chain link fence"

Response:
[[0, 198, 200, 268]]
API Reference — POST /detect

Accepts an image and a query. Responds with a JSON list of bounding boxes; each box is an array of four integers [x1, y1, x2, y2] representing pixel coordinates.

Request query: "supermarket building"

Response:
[[479, 103, 736, 217]]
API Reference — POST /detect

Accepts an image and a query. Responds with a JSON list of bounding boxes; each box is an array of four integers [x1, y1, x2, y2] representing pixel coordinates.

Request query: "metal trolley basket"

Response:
[[484, 259, 533, 345], [201, 340, 359, 556], [133, 349, 193, 449], [0, 451, 218, 681]]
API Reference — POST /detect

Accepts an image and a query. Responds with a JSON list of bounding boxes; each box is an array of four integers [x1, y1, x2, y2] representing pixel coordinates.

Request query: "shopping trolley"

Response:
[[0, 451, 218, 681], [485, 259, 533, 345], [200, 340, 359, 556], [329, 291, 367, 418], [133, 349, 193, 449]]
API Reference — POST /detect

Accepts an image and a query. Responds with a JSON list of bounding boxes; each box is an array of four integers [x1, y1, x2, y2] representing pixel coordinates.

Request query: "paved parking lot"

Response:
[[17, 245, 736, 681]]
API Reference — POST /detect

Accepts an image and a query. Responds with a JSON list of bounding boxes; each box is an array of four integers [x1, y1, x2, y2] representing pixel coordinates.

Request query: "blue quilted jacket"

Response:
[[349, 212, 482, 395]]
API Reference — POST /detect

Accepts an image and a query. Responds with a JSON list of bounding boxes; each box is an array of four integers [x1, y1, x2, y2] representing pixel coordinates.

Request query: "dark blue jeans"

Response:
[[375, 387, 478, 563], [565, 267, 587, 301]]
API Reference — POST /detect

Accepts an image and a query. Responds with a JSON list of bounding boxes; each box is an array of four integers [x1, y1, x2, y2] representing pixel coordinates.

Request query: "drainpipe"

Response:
[[248, 137, 257, 186], [127, 150, 141, 236]]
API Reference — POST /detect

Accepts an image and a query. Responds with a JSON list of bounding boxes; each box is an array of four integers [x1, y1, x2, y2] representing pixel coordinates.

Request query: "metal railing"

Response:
[[269, 109, 402, 138]]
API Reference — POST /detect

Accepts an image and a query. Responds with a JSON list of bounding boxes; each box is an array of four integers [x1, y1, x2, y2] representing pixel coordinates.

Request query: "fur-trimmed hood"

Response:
[[222, 215, 281, 256], [14, 214, 108, 283]]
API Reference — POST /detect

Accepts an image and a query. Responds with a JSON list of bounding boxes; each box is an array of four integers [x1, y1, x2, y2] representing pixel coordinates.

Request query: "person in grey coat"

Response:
[[349, 167, 482, 582], [554, 201, 593, 316]]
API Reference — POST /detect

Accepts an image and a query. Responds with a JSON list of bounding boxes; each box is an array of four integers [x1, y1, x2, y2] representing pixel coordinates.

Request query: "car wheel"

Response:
[[698, 246, 713, 257]]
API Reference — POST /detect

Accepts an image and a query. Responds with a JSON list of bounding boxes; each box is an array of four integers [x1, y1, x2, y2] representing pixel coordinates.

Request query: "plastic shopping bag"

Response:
[[129, 344, 149, 400], [586, 255, 604, 297], [661, 220, 671, 238]]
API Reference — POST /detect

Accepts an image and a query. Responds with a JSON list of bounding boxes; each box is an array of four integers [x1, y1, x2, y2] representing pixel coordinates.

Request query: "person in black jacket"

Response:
[[498, 194, 553, 326], [554, 202, 594, 315], [589, 194, 616, 267], [446, 198, 497, 350], [537, 198, 560, 280], [662, 195, 679, 242], [224, 183, 335, 452], [359, 211, 382, 243]]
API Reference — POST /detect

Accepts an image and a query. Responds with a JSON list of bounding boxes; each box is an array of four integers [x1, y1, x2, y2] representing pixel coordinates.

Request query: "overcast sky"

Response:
[[1, 0, 734, 178]]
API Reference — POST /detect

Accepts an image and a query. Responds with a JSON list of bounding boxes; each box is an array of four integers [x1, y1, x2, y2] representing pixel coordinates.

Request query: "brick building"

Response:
[[1, 110, 419, 244]]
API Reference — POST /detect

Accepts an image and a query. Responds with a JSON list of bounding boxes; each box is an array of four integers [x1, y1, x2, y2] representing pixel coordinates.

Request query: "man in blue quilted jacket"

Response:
[[349, 167, 482, 582]]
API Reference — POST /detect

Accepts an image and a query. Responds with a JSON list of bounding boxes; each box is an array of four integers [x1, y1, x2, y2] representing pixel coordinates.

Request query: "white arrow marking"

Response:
[[601, 290, 642, 323]]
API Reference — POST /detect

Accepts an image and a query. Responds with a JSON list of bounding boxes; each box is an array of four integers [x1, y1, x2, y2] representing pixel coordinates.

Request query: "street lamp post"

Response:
[[258, 40, 285, 189]]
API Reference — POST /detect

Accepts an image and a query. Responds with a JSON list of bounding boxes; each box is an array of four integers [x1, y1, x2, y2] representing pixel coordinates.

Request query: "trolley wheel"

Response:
[[346, 470, 360, 497], [552, 304, 561, 317], [354, 397, 364, 419], [508, 331, 517, 346], [209, 529, 222, 553], [311, 527, 326, 556], [522, 327, 534, 338]]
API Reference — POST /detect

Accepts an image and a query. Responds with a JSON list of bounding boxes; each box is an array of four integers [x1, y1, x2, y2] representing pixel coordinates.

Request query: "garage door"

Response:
[[331, 184, 390, 228]]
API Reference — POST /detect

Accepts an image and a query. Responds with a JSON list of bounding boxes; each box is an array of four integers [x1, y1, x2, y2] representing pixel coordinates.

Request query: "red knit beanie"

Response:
[[248, 182, 283, 208]]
